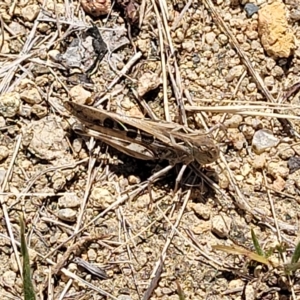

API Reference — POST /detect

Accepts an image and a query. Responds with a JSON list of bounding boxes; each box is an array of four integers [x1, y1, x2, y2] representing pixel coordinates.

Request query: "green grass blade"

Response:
[[20, 214, 36, 300], [251, 228, 264, 257], [284, 261, 300, 274], [291, 241, 300, 264]]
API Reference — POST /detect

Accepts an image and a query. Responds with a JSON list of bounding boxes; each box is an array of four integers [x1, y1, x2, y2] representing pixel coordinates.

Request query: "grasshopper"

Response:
[[64, 101, 219, 166]]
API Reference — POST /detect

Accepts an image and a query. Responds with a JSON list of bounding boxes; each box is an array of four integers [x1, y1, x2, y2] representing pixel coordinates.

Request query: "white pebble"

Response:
[[205, 32, 216, 45], [252, 129, 279, 154]]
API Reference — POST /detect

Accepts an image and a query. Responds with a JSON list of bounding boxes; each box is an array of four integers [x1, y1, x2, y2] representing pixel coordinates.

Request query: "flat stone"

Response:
[[252, 129, 279, 154]]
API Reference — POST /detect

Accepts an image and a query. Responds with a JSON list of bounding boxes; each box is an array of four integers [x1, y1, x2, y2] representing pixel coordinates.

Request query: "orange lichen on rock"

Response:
[[258, 1, 295, 58], [80, 0, 111, 16]]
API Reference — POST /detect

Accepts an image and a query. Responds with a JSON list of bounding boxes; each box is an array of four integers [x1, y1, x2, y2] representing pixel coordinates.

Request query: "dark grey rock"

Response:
[[244, 3, 259, 18]]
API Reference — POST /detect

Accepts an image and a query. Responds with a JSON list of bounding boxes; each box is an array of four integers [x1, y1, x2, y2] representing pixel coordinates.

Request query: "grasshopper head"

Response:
[[192, 138, 219, 165]]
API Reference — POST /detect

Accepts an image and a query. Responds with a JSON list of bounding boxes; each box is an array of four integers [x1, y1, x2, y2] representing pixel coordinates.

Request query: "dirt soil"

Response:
[[0, 0, 300, 299]]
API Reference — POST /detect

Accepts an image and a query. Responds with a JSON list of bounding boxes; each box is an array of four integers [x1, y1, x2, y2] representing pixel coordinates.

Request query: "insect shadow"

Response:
[[99, 145, 219, 201], [68, 131, 218, 201]]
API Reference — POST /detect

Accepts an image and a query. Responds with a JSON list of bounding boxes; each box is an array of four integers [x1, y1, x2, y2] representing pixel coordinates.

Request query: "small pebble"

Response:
[[228, 161, 240, 170], [293, 144, 300, 156], [190, 203, 210, 220], [247, 82, 256, 92], [271, 66, 284, 78], [161, 287, 172, 295], [58, 194, 80, 208], [245, 30, 258, 40], [288, 157, 300, 174], [80, 0, 111, 16], [235, 175, 244, 181], [272, 176, 285, 192], [211, 42, 220, 53], [290, 9, 300, 21], [0, 146, 9, 161], [0, 116, 5, 127], [68, 262, 78, 273], [225, 65, 245, 82], [52, 172, 66, 191], [266, 58, 276, 70], [245, 173, 256, 186], [25, 116, 68, 160], [2, 270, 16, 287], [136, 39, 149, 54], [277, 143, 295, 160], [0, 92, 21, 118], [57, 208, 77, 222], [224, 115, 243, 128], [192, 53, 200, 64], [35, 75, 50, 87], [9, 21, 26, 35], [137, 72, 161, 97], [69, 85, 92, 105], [128, 175, 141, 185], [32, 64, 50, 75], [229, 131, 246, 150], [244, 284, 255, 299], [175, 29, 184, 42], [87, 249, 97, 261], [211, 215, 231, 238], [182, 40, 194, 52], [250, 40, 261, 51], [252, 153, 266, 169], [90, 187, 114, 209], [21, 4, 40, 21], [241, 163, 251, 176], [31, 104, 47, 118], [192, 221, 211, 234], [252, 129, 279, 154], [121, 97, 134, 110], [205, 32, 216, 45], [228, 279, 244, 290], [244, 3, 259, 18], [0, 169, 6, 184], [218, 34, 228, 45], [267, 161, 289, 178], [38, 22, 51, 33], [72, 138, 83, 153], [264, 76, 275, 87], [218, 172, 230, 189], [20, 88, 42, 104], [48, 49, 61, 62]]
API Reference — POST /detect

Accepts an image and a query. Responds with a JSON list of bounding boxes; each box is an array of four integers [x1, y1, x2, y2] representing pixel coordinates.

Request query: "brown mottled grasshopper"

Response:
[[64, 101, 219, 166]]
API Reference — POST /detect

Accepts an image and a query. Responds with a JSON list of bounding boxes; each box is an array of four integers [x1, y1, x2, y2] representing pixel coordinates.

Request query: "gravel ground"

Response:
[[1, 0, 300, 299]]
